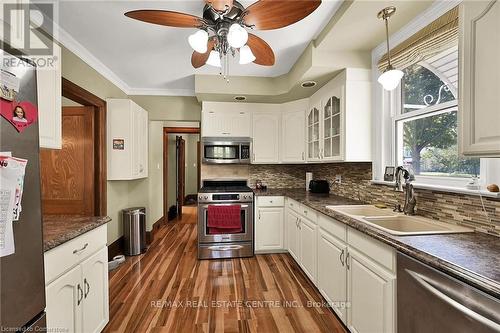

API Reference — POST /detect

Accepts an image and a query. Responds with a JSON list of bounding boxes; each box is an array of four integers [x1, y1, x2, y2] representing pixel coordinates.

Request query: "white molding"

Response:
[[127, 88, 195, 97], [54, 22, 196, 97]]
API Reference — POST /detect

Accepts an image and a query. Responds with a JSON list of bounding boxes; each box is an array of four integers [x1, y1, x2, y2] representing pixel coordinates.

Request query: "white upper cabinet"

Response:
[[38, 43, 62, 149], [252, 109, 281, 163], [459, 1, 500, 157], [107, 99, 148, 180], [202, 102, 251, 137], [281, 99, 307, 163], [307, 69, 372, 162]]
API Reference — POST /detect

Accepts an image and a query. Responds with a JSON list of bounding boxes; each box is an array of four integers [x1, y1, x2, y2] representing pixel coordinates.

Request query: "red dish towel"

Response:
[[207, 205, 242, 234]]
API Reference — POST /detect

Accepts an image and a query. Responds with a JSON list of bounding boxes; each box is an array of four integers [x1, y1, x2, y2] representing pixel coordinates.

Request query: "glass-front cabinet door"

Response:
[[322, 95, 341, 160], [307, 105, 320, 160]]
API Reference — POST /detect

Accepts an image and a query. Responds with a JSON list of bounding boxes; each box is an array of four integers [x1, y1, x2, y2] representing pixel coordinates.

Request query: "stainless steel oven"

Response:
[[197, 180, 254, 259], [201, 137, 252, 164]]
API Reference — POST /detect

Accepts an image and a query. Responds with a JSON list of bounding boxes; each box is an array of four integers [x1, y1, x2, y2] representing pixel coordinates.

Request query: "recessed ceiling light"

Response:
[[301, 81, 317, 88], [234, 96, 246, 101]]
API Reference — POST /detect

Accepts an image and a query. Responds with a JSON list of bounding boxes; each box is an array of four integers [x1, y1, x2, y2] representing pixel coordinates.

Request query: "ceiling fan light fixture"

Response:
[[239, 45, 256, 64], [377, 66, 404, 91], [188, 30, 209, 53], [377, 6, 403, 91], [227, 23, 248, 48], [206, 50, 222, 67]]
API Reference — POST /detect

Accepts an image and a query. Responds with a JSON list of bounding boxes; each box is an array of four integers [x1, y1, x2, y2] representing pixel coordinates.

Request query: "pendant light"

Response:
[[377, 7, 404, 91], [206, 50, 222, 68], [227, 23, 248, 49]]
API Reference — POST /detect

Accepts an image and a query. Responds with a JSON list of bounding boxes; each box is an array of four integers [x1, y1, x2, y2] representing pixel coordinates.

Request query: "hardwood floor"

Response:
[[104, 207, 347, 333]]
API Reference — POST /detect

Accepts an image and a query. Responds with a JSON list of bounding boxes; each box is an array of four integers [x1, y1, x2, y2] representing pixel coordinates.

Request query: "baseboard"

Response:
[[148, 216, 165, 244], [108, 236, 124, 259]]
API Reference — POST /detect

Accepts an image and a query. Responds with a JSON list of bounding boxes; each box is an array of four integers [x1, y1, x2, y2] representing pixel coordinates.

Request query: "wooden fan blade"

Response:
[[205, 0, 234, 12], [125, 10, 202, 28], [243, 0, 321, 30], [247, 33, 275, 66], [191, 39, 216, 68]]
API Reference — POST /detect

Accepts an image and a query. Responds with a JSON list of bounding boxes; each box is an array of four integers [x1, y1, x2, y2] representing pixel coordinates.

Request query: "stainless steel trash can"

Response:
[[122, 207, 147, 256]]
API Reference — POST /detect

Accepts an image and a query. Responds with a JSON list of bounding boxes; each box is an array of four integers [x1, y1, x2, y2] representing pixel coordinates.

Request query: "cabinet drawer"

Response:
[[286, 198, 301, 213], [45, 225, 107, 285], [347, 228, 395, 272], [318, 214, 347, 242], [257, 196, 284, 207], [299, 205, 317, 222]]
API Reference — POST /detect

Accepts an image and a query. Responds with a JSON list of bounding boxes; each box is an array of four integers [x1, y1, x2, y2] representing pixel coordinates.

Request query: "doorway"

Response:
[[163, 127, 200, 222], [40, 78, 106, 216]]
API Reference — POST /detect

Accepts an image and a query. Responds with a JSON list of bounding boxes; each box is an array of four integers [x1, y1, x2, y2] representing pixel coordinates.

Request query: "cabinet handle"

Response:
[[259, 211, 261, 220], [298, 219, 301, 230], [222, 132, 230, 135], [303, 210, 307, 215], [84, 278, 90, 298], [340, 249, 345, 266], [77, 284, 83, 306], [302, 152, 305, 160], [73, 243, 88, 255], [346, 252, 350, 270]]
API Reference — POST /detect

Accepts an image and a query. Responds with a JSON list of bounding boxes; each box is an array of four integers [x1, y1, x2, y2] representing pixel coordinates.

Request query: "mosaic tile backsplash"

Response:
[[247, 163, 500, 236]]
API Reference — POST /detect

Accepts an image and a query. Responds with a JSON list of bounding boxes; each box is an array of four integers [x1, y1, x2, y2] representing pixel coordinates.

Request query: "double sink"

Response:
[[327, 205, 474, 236]]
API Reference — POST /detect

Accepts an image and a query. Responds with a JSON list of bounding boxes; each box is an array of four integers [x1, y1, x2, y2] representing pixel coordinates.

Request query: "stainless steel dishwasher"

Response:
[[397, 252, 500, 333]]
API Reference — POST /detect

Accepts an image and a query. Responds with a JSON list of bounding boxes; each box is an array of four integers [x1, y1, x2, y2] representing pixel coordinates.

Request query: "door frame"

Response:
[[163, 127, 200, 222], [62, 77, 107, 216]]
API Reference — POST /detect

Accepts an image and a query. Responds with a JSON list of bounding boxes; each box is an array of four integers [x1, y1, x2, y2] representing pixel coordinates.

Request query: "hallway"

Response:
[[104, 208, 346, 333]]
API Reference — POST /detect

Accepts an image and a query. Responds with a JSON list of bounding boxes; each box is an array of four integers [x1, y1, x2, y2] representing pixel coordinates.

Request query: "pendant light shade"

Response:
[[377, 67, 404, 91], [206, 50, 222, 67], [188, 30, 208, 53], [239, 45, 255, 65], [227, 23, 248, 49], [377, 7, 403, 91]]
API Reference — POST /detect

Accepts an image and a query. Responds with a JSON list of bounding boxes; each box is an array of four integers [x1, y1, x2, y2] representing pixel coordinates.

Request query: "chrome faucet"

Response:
[[394, 166, 416, 215]]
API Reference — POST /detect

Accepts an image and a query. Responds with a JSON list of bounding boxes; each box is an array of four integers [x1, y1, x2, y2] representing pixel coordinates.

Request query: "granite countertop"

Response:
[[254, 188, 500, 299], [43, 215, 111, 252]]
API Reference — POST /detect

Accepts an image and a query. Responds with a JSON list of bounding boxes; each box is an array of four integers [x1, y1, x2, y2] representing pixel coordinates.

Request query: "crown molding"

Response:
[[55, 22, 196, 97], [127, 88, 195, 97]]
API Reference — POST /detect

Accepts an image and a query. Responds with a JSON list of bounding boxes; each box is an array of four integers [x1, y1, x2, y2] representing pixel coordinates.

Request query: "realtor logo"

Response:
[[2, 2, 54, 56]]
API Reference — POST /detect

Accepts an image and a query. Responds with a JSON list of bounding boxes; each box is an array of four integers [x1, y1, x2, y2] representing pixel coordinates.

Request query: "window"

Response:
[[394, 46, 480, 180]]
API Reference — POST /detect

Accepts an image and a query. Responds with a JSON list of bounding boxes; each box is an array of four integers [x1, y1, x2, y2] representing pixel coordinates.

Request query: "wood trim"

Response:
[[147, 216, 165, 244], [62, 77, 107, 216], [163, 127, 200, 223], [108, 236, 124, 259]]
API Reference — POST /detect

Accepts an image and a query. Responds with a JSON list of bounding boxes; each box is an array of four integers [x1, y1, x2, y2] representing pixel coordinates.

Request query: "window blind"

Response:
[[377, 7, 458, 72]]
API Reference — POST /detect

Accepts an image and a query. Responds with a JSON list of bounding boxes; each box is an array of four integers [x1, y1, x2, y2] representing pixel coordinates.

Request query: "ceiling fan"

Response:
[[125, 0, 321, 80]]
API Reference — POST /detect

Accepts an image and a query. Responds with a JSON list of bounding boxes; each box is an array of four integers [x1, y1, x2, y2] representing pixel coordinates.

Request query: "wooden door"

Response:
[[46, 265, 82, 333], [41, 106, 95, 215], [176, 136, 185, 217], [81, 247, 109, 333]]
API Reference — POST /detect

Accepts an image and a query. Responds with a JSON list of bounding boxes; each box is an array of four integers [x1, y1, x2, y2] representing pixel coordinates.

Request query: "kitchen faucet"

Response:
[[394, 166, 416, 215]]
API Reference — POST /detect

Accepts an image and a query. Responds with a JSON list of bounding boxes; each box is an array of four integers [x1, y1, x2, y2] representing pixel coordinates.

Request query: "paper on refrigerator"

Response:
[[0, 156, 27, 257]]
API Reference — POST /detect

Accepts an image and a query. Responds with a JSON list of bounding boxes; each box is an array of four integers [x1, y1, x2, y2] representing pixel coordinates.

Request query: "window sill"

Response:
[[370, 180, 500, 198]]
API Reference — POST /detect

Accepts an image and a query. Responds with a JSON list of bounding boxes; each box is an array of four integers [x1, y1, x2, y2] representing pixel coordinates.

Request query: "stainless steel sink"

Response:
[[362, 216, 474, 236], [326, 205, 474, 236]]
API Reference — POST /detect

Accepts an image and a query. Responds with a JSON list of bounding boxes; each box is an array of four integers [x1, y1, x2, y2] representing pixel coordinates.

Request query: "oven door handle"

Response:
[[200, 204, 250, 209], [208, 245, 244, 251]]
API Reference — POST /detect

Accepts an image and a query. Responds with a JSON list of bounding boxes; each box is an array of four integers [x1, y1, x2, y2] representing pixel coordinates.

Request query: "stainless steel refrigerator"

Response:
[[0, 50, 46, 330]]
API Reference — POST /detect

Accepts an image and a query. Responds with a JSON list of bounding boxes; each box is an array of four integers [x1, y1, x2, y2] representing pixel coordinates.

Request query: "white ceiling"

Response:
[[57, 0, 342, 94]]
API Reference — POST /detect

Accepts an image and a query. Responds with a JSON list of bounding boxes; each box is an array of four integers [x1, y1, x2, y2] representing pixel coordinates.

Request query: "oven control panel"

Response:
[[198, 192, 254, 203]]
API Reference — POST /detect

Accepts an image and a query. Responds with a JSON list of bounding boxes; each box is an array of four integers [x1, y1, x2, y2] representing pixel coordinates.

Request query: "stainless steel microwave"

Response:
[[201, 137, 252, 164]]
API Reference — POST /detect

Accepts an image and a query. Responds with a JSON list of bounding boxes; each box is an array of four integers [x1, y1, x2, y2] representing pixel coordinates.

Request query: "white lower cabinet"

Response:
[[347, 248, 395, 333], [286, 210, 300, 261], [255, 196, 285, 253], [318, 228, 348, 324], [45, 226, 109, 333], [46, 265, 82, 333], [298, 217, 317, 283], [256, 207, 284, 252]]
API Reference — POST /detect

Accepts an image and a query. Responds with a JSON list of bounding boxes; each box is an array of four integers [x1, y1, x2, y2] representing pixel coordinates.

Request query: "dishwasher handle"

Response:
[[407, 269, 500, 332]]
